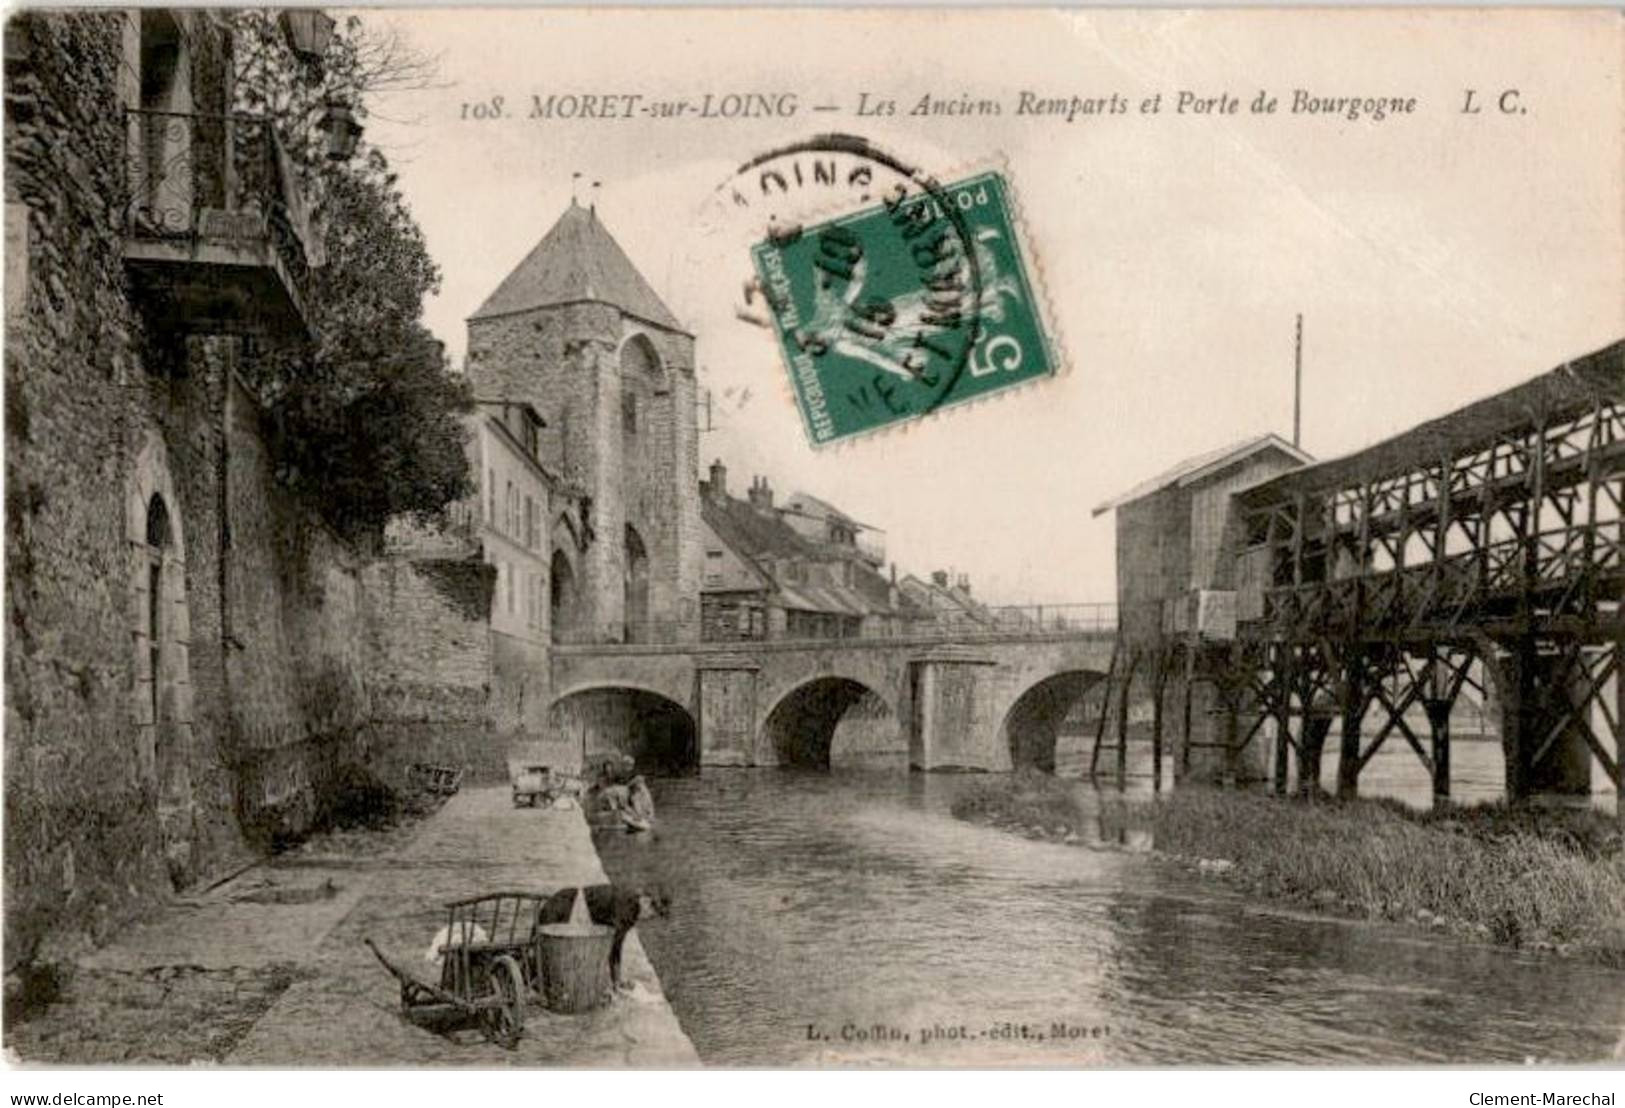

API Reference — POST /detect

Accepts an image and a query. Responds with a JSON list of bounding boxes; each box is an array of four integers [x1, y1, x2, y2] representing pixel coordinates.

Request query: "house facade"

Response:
[[698, 461, 918, 641]]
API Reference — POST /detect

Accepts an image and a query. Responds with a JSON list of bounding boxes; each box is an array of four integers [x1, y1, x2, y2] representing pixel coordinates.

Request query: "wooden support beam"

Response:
[[1180, 644, 1195, 778], [1525, 419, 1547, 621], [1088, 640, 1119, 780], [1273, 648, 1293, 796], [1151, 647, 1168, 792], [1116, 649, 1139, 789], [1293, 493, 1307, 588], [1224, 679, 1241, 786], [1337, 652, 1367, 799], [1358, 673, 1426, 771], [1299, 714, 1333, 798], [1503, 642, 1534, 803], [1383, 683, 1433, 774], [1421, 649, 1462, 810]]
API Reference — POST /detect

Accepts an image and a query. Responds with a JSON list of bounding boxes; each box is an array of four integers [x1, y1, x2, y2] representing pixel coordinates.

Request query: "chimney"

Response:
[[931, 570, 949, 588], [956, 573, 971, 596], [707, 458, 727, 502], [748, 475, 775, 514]]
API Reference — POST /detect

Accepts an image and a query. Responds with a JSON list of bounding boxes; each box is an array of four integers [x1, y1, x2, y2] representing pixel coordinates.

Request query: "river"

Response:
[[594, 742, 1625, 1066]]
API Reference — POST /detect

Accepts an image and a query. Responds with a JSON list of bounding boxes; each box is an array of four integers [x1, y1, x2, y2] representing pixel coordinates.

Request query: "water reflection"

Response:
[[594, 769, 1625, 1066]]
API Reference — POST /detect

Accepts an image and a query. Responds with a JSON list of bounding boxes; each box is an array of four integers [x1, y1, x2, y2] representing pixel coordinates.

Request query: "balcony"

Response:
[[123, 109, 317, 337]]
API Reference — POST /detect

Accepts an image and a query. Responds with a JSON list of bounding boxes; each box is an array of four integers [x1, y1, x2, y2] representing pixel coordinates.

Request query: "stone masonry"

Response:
[[465, 204, 702, 643], [2, 11, 512, 969]]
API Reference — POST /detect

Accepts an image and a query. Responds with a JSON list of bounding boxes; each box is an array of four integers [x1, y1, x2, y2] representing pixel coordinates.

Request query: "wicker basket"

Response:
[[536, 922, 615, 1013]]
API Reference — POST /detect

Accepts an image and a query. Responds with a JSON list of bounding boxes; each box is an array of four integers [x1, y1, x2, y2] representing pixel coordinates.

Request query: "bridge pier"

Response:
[[1497, 641, 1617, 809], [696, 656, 760, 767], [909, 649, 1002, 772]]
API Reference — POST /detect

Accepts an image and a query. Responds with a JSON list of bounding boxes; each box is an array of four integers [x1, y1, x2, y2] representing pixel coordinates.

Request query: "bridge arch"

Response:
[[761, 676, 901, 769], [999, 670, 1107, 774], [548, 685, 698, 776]]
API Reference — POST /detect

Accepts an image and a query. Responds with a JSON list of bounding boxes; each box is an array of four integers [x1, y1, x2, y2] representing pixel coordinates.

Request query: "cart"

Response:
[[408, 762, 464, 797], [365, 892, 550, 1049], [513, 763, 559, 805], [512, 763, 587, 809]]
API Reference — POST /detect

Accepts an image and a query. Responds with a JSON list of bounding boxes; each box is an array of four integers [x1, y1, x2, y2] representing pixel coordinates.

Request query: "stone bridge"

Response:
[[547, 632, 1118, 773]]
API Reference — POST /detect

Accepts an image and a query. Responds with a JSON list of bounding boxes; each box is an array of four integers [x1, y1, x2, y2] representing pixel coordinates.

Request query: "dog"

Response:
[[536, 883, 670, 990]]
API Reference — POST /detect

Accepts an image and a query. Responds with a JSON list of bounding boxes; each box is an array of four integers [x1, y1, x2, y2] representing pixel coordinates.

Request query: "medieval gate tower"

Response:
[[465, 199, 702, 642]]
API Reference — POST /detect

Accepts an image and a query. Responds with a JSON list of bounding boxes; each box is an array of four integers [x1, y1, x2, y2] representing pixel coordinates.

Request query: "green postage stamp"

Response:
[[751, 171, 1059, 446]]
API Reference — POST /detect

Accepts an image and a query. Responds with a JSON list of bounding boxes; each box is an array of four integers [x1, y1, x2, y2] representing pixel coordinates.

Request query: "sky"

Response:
[[354, 8, 1622, 605]]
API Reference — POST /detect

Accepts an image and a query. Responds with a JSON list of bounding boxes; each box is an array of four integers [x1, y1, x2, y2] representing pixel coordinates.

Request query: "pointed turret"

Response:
[[469, 202, 687, 333]]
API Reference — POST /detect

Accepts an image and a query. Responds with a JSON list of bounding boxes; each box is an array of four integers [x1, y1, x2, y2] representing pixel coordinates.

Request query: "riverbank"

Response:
[[6, 785, 698, 1066], [952, 776, 1625, 967]]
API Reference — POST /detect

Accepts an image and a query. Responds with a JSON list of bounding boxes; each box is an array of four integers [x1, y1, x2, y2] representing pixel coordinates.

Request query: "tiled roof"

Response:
[[899, 575, 989, 620], [469, 202, 687, 332], [784, 491, 876, 531], [702, 495, 819, 565], [702, 492, 917, 618]]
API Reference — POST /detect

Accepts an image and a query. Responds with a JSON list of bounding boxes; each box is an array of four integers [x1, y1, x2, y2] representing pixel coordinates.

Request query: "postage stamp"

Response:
[[750, 170, 1059, 445]]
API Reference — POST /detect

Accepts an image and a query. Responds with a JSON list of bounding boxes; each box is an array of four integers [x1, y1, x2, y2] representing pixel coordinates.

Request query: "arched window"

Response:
[[550, 548, 578, 642], [145, 494, 171, 724], [619, 335, 662, 450], [624, 525, 650, 642]]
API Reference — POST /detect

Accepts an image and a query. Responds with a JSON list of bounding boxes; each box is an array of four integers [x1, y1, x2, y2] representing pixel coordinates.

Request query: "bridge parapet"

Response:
[[551, 602, 1118, 647]]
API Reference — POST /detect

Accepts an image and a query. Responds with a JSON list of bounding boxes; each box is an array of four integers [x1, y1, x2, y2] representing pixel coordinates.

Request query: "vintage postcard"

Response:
[[3, 4, 1622, 1078]]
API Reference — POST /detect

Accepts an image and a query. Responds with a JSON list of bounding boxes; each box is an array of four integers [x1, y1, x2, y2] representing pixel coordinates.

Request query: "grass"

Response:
[[951, 771, 1154, 843], [1153, 788, 1625, 964], [953, 771, 1092, 842], [952, 776, 1625, 966]]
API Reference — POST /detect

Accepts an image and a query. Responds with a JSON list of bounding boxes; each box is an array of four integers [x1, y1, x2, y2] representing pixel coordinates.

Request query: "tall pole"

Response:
[[1293, 312, 1303, 449]]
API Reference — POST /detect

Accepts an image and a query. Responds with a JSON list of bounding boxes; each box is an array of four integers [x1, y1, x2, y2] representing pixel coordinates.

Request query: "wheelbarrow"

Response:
[[365, 892, 543, 1049]]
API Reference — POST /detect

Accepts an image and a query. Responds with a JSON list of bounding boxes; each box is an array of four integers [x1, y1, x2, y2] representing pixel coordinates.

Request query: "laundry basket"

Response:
[[535, 890, 615, 1013]]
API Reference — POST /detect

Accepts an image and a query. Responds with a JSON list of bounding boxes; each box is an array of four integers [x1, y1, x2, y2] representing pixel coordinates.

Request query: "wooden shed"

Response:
[[1087, 434, 1312, 786], [1092, 434, 1313, 649]]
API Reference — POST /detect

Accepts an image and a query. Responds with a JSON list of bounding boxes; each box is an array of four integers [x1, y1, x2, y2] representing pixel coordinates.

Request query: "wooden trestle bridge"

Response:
[[1093, 339, 1624, 817]]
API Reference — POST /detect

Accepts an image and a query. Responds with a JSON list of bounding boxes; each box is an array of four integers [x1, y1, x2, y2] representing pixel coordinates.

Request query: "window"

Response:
[[487, 468, 496, 524], [523, 413, 540, 459], [705, 549, 723, 585], [505, 481, 516, 536], [506, 562, 516, 614], [622, 391, 637, 434], [525, 496, 537, 549]]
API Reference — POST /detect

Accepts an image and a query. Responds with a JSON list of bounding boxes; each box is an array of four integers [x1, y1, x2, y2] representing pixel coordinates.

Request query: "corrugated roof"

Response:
[[1237, 340, 1624, 505], [1090, 433, 1312, 517], [469, 202, 688, 332]]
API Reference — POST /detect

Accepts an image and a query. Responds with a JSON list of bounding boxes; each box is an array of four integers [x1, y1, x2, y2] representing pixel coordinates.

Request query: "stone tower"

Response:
[[465, 200, 701, 642]]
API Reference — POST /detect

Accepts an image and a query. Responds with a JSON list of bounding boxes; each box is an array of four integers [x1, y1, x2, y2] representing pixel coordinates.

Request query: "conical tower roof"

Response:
[[469, 201, 687, 332]]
